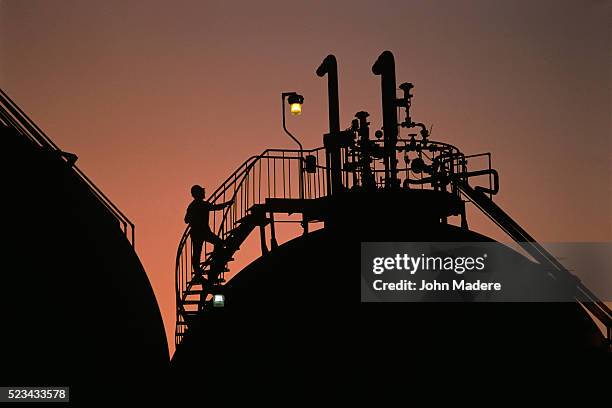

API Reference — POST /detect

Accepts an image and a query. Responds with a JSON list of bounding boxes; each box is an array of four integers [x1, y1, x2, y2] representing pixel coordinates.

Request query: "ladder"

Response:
[[459, 182, 612, 343]]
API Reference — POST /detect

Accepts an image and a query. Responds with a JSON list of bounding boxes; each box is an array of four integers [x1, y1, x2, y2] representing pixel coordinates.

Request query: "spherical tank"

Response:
[[0, 124, 169, 401], [171, 190, 608, 393]]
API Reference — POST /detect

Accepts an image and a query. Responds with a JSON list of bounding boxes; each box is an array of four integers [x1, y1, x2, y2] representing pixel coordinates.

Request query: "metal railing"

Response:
[[175, 147, 328, 344], [0, 89, 135, 246], [174, 138, 501, 345]]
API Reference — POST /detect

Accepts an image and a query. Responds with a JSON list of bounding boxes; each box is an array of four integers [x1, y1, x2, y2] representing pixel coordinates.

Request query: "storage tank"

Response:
[[0, 90, 169, 401]]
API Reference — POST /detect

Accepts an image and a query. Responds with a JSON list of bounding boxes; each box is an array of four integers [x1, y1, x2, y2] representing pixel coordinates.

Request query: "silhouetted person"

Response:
[[185, 185, 233, 279]]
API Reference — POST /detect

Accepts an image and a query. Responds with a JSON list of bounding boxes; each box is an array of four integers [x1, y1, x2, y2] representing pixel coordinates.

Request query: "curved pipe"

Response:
[[402, 169, 499, 196], [469, 169, 499, 195], [371, 50, 395, 76], [412, 122, 429, 138]]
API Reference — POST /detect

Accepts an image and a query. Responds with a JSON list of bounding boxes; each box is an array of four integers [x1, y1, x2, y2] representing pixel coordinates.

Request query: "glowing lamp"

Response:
[[290, 103, 302, 115], [287, 93, 304, 116], [213, 294, 225, 308]]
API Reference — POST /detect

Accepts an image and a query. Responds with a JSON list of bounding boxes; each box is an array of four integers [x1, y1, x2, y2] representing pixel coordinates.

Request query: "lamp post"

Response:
[[281, 92, 305, 199]]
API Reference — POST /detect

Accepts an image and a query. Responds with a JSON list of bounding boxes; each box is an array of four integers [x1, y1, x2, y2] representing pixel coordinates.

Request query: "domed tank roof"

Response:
[[172, 223, 608, 383]]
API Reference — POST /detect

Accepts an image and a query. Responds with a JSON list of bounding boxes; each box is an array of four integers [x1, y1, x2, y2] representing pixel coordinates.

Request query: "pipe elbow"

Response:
[[372, 50, 395, 75], [317, 54, 337, 77], [474, 169, 500, 196]]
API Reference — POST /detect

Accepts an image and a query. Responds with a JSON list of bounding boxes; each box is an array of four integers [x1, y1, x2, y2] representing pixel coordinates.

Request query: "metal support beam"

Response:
[[259, 224, 269, 255], [269, 212, 278, 250]]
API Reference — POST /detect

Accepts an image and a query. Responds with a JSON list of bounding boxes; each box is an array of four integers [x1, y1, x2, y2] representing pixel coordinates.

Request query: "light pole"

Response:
[[281, 92, 305, 199]]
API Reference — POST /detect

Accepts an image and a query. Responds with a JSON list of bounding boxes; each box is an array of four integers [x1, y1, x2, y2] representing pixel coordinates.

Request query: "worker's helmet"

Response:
[[191, 184, 205, 199]]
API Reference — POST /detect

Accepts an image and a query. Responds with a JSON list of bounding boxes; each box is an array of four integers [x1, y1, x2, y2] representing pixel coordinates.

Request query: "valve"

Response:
[[398, 82, 414, 127], [411, 157, 426, 174]]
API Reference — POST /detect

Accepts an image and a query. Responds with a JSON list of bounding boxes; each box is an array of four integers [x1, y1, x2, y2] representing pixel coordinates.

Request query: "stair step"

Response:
[[183, 300, 200, 305], [187, 275, 226, 287], [229, 224, 255, 234], [183, 312, 199, 319], [205, 257, 234, 265], [185, 289, 205, 295], [236, 217, 267, 225], [202, 254, 233, 263]]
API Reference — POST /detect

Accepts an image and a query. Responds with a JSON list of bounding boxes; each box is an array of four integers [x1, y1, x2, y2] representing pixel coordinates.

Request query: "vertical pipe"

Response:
[[372, 51, 399, 189], [316, 55, 342, 195]]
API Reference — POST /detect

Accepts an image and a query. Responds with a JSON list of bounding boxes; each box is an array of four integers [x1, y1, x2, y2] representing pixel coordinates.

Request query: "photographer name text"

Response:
[[372, 279, 501, 292]]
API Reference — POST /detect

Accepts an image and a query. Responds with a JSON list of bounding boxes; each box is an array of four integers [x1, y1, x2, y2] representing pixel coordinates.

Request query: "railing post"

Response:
[[298, 151, 304, 199], [269, 212, 278, 250]]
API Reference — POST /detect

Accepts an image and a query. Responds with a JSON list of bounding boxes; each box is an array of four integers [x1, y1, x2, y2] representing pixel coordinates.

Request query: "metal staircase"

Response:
[[174, 148, 328, 343]]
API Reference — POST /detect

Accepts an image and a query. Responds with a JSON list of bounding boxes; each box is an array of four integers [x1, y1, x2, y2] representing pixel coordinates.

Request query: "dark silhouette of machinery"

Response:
[[172, 50, 611, 381], [0, 90, 168, 401]]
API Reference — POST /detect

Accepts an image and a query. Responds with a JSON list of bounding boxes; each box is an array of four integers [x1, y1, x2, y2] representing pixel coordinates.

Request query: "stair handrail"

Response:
[[175, 154, 261, 325], [458, 182, 612, 342]]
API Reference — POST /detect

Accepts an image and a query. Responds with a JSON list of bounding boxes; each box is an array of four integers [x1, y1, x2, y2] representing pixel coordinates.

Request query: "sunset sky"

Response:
[[1, 0, 610, 353]]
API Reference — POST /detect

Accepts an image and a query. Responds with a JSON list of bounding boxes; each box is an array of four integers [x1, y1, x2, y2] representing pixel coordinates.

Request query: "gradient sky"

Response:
[[1, 0, 610, 353]]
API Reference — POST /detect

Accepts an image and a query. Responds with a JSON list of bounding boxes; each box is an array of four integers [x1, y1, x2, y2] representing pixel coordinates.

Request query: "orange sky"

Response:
[[1, 0, 610, 354]]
